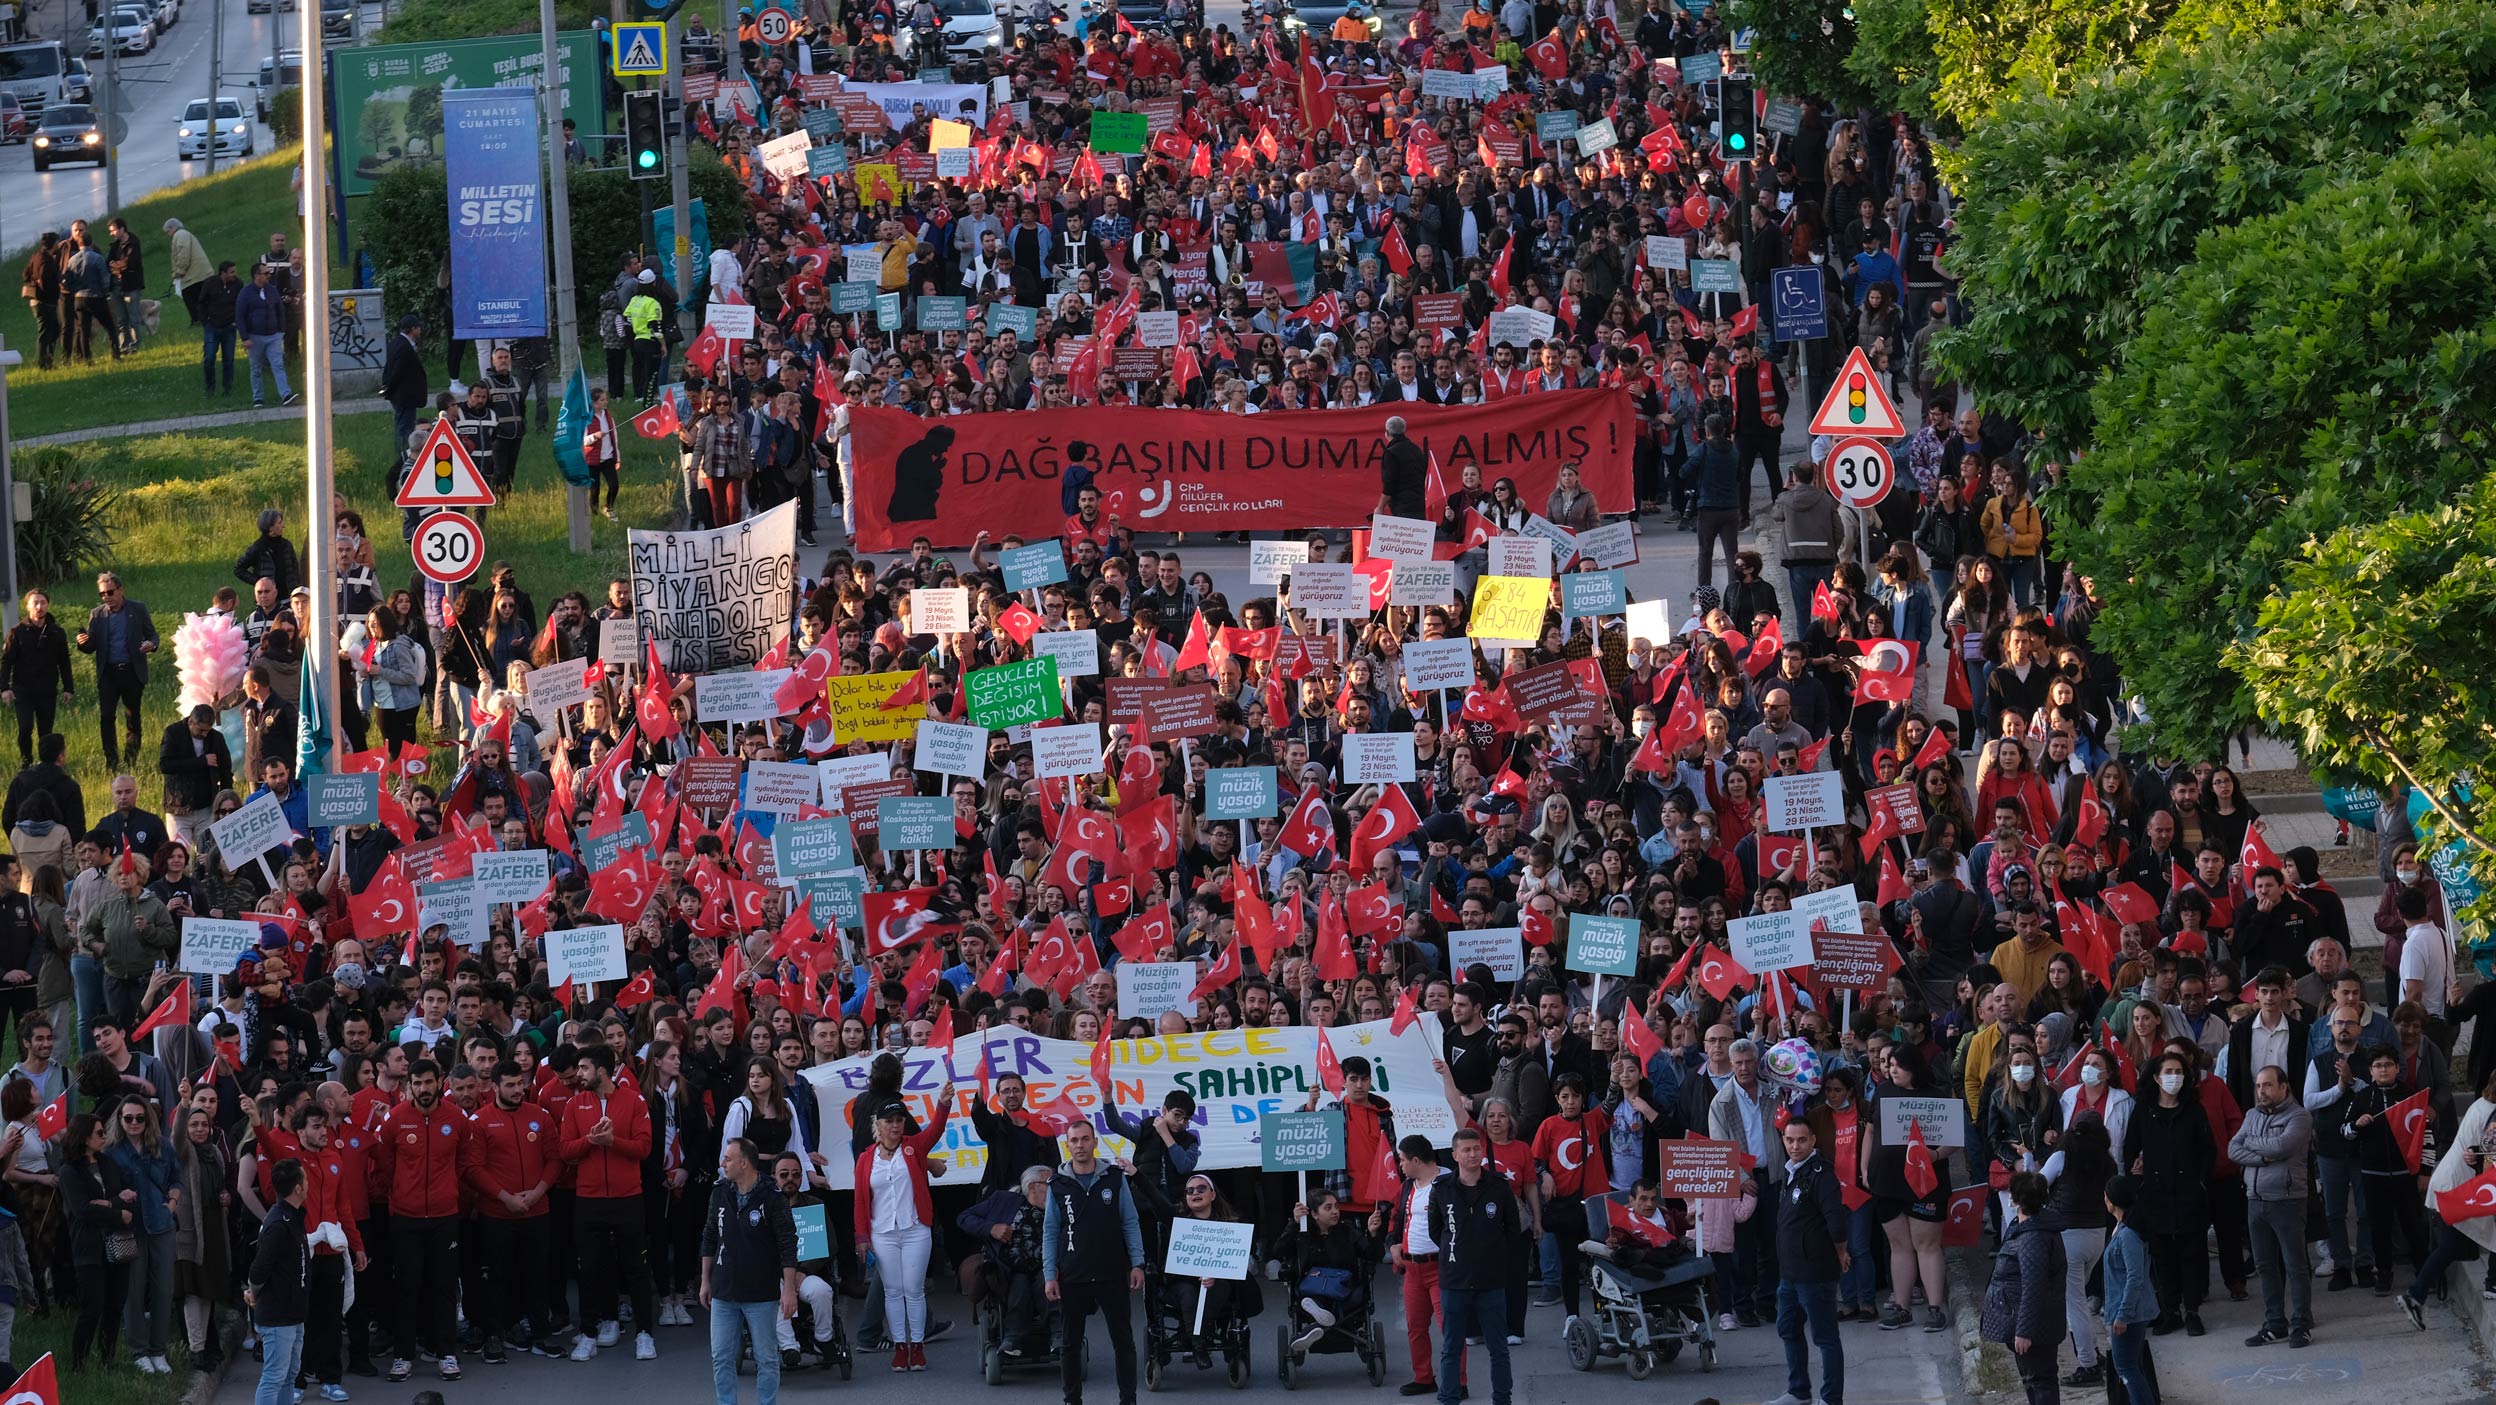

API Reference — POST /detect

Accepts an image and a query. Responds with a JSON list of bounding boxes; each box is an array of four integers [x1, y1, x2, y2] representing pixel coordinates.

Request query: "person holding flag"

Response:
[[2345, 1045, 2430, 1300], [2401, 1072, 2496, 1330]]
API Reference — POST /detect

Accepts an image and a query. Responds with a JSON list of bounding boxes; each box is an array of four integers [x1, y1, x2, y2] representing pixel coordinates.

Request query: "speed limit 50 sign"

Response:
[[412, 511, 484, 585], [1822, 437, 1896, 510], [755, 4, 794, 43]]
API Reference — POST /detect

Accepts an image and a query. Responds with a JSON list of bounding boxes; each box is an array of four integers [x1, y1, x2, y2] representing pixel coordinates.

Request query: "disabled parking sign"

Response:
[[1771, 266, 1826, 341]]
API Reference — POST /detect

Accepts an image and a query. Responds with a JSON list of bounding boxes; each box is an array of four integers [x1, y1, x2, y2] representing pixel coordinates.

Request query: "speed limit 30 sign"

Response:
[[1822, 437, 1896, 510], [412, 512, 484, 585]]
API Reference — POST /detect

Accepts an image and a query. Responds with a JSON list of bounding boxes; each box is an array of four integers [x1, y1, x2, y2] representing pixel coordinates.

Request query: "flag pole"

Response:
[[298, 0, 337, 782]]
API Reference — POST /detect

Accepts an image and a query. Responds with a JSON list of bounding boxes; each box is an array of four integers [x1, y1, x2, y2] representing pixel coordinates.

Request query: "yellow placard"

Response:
[[824, 672, 920, 743], [854, 162, 905, 205], [929, 118, 972, 150], [1470, 575, 1550, 641]]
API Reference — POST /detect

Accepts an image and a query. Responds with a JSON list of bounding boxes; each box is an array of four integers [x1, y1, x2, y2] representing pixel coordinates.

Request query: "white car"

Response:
[[153, 0, 180, 32], [88, 7, 154, 57], [898, 0, 1004, 63], [175, 96, 251, 159]]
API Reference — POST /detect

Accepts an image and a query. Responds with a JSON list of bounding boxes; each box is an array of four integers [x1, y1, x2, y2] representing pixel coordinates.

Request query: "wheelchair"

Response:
[[1562, 1191, 1718, 1380], [973, 1258, 1088, 1387], [1142, 1261, 1254, 1391], [1273, 1262, 1386, 1390], [733, 1284, 856, 1381]]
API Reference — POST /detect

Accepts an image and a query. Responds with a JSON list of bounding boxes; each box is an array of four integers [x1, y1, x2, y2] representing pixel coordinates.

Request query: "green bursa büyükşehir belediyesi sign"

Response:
[[333, 32, 603, 197]]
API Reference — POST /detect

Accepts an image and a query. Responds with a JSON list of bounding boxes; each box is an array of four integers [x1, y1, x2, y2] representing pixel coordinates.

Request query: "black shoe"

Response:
[[2061, 1364, 2104, 1386], [2228, 1283, 2250, 1302], [1399, 1382, 1436, 1396], [2149, 1315, 2180, 1337], [2374, 1277, 2396, 1297], [782, 1349, 807, 1370], [2184, 1312, 2206, 1336], [2328, 1270, 2355, 1292], [2245, 1327, 2286, 1347], [2289, 1327, 2311, 1348], [481, 1339, 507, 1365], [347, 1358, 378, 1379], [1734, 1309, 1760, 1328], [282, 392, 300, 406]]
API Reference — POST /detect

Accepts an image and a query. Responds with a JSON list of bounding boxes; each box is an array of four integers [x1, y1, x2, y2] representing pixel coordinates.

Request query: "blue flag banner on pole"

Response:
[[443, 89, 550, 341], [553, 366, 593, 487]]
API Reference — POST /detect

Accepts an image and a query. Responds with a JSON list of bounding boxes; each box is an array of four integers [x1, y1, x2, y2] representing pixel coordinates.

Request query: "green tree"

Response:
[[2069, 133, 2496, 755], [1844, 0, 1939, 119], [2236, 477, 2496, 922], [1921, 0, 2292, 129], [1726, 0, 1877, 110], [1936, 3, 2496, 454]]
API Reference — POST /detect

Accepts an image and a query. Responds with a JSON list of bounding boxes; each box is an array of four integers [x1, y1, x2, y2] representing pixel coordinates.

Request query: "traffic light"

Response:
[[1719, 77, 1756, 161], [624, 90, 665, 181], [628, 0, 690, 18]]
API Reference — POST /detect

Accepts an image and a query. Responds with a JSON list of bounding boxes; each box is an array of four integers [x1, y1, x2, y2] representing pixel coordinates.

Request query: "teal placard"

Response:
[[827, 282, 875, 314], [876, 291, 903, 329], [1558, 570, 1627, 617], [806, 144, 850, 177], [772, 816, 856, 878], [877, 796, 957, 851], [985, 301, 1039, 341], [917, 295, 968, 332], [1690, 259, 1742, 294], [580, 812, 652, 870], [307, 772, 380, 828], [1204, 766, 1279, 821], [802, 107, 842, 139], [791, 1201, 830, 1260], [965, 658, 1063, 729], [798, 872, 867, 929], [1535, 109, 1581, 141], [1565, 913, 1642, 978], [999, 541, 1068, 591], [1259, 1109, 1346, 1172]]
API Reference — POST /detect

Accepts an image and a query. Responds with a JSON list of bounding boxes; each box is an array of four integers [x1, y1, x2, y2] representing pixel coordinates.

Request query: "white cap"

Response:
[[638, 268, 657, 284]]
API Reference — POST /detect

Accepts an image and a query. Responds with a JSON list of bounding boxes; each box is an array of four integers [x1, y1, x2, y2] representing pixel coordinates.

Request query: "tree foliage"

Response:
[[2070, 133, 2496, 756], [1936, 3, 2496, 454], [1920, 0, 2292, 129], [1725, 0, 1877, 111], [1844, 0, 1939, 120]]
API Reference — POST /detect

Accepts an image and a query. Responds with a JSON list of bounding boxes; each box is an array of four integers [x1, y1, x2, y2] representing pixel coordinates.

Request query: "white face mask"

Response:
[[2158, 1073, 2185, 1096], [2397, 867, 2420, 885], [2079, 1065, 2104, 1088], [2009, 1063, 2037, 1086]]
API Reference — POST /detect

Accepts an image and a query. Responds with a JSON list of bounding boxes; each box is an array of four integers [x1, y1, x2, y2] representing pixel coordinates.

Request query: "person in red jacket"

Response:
[[292, 1103, 368, 1402], [461, 1059, 556, 1364], [852, 1082, 954, 1373], [316, 1080, 387, 1378], [373, 1057, 469, 1384], [561, 1044, 658, 1363]]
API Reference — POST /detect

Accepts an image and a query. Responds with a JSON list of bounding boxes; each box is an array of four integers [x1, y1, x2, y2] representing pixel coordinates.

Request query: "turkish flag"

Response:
[[1488, 237, 1514, 301], [1697, 945, 1747, 1001], [1235, 868, 1280, 965], [1528, 29, 1570, 79], [1811, 578, 1840, 626], [2101, 882, 2160, 928], [1349, 783, 1421, 870], [1857, 640, 1917, 703], [1904, 1120, 1939, 1199], [1278, 785, 1336, 858], [2052, 1042, 2095, 1094], [637, 640, 680, 740], [2437, 1165, 2496, 1224], [2389, 1087, 2433, 1175], [630, 396, 681, 439], [1620, 992, 1663, 1066], [878, 668, 930, 712], [1859, 804, 1901, 861], [32, 1091, 68, 1141], [900, 939, 945, 1015], [2241, 822, 2284, 879], [2, 1355, 59, 1405], [1910, 726, 1953, 772], [1090, 1024, 1116, 1096], [862, 887, 945, 956], [349, 853, 417, 937], [1652, 679, 1705, 755], [1121, 794, 1179, 875], [1315, 1024, 1346, 1095], [1728, 305, 1758, 339], [1520, 904, 1554, 948], [1110, 902, 1174, 964], [1941, 1185, 1985, 1246], [134, 980, 193, 1041], [927, 1001, 957, 1053], [1021, 1094, 1091, 1136], [1876, 849, 1912, 907], [1189, 941, 1242, 1003], [612, 968, 656, 1009], [1743, 616, 1784, 677], [687, 324, 728, 380], [1380, 219, 1413, 275], [1314, 898, 1359, 979], [1390, 982, 1421, 1036], [1170, 609, 1213, 674], [1659, 940, 1701, 992], [2072, 795, 2109, 850], [1346, 882, 1398, 936]]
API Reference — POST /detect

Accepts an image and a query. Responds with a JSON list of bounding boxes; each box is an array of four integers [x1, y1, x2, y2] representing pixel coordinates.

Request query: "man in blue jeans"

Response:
[[247, 1157, 310, 1405], [701, 1136, 801, 1405], [1430, 1127, 1520, 1405], [237, 261, 297, 408], [1769, 1117, 1846, 1405]]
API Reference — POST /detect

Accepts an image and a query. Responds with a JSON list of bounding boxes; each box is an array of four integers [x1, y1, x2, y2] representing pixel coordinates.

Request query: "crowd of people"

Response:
[[0, 1, 2492, 1405]]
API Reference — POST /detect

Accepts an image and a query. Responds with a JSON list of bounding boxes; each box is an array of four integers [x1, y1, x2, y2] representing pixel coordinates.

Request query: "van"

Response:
[[0, 39, 67, 118]]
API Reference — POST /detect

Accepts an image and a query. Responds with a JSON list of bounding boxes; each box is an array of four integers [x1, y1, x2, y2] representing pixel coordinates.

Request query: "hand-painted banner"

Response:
[[799, 1018, 1456, 1189], [442, 89, 549, 340], [628, 501, 799, 675], [845, 390, 1636, 551]]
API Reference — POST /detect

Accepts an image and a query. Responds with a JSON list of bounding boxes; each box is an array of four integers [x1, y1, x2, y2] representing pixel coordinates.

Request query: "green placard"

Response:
[[1260, 1109, 1346, 1172], [307, 772, 380, 828], [876, 291, 904, 330], [876, 796, 957, 851], [1565, 913, 1642, 978], [1535, 109, 1581, 141], [772, 817, 856, 878], [798, 872, 867, 929], [965, 658, 1064, 729], [1691, 258, 1742, 294], [917, 296, 968, 333], [827, 282, 875, 314], [1090, 111, 1148, 154], [802, 107, 842, 140]]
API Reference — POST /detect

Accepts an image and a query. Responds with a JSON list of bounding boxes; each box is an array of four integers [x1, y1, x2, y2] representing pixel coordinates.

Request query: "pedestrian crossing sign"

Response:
[[612, 21, 669, 78]]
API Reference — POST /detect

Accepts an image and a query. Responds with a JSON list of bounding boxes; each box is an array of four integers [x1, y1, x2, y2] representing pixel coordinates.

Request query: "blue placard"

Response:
[[791, 1201, 830, 1261], [876, 291, 903, 330], [917, 296, 968, 333], [772, 816, 856, 878], [1565, 913, 1643, 978], [1558, 570, 1627, 618], [798, 872, 867, 929], [1681, 51, 1723, 83], [806, 144, 850, 177], [1204, 766, 1279, 821], [985, 301, 1039, 341], [877, 796, 957, 850], [442, 89, 549, 340], [827, 282, 875, 314], [999, 541, 1069, 591], [1771, 265, 1828, 341], [580, 812, 652, 871], [802, 107, 842, 140]]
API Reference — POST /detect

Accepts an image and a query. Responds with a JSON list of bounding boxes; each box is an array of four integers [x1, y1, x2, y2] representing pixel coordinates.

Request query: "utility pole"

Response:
[[541, 0, 587, 550], [205, 0, 224, 176], [666, 9, 691, 342], [720, 0, 738, 86], [297, 0, 338, 772], [0, 338, 20, 633], [99, 0, 118, 211]]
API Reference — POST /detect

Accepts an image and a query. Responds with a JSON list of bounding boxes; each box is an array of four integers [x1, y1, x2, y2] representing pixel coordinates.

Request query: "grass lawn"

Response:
[[0, 149, 335, 439], [12, 1307, 187, 1405], [27, 413, 680, 819]]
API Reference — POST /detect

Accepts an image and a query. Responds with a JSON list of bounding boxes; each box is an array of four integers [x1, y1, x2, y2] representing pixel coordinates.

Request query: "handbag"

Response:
[[104, 1230, 138, 1265]]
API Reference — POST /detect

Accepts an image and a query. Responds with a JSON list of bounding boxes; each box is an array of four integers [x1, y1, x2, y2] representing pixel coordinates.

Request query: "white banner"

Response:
[[1033, 629, 1100, 678], [629, 500, 800, 674], [1400, 636, 1476, 693], [799, 1020, 1454, 1189], [547, 923, 629, 984], [697, 668, 793, 725], [845, 80, 989, 127]]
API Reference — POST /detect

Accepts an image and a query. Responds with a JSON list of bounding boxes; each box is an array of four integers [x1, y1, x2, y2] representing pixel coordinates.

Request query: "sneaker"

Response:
[[133, 1357, 159, 1375], [1291, 1326, 1323, 1353], [634, 1332, 657, 1361], [2289, 1328, 2311, 1348], [2246, 1327, 2286, 1347], [596, 1321, 621, 1348], [569, 1337, 597, 1363], [437, 1355, 460, 1381], [481, 1339, 508, 1365], [1878, 1303, 1912, 1330], [530, 1339, 565, 1359], [910, 1342, 927, 1371], [388, 1359, 413, 1382], [891, 1348, 910, 1373], [1530, 1292, 1561, 1308], [320, 1387, 352, 1402], [1266, 1260, 1283, 1282], [1398, 1383, 1437, 1397], [1924, 1306, 1947, 1333], [282, 392, 300, 406], [2061, 1364, 2104, 1387], [1505, 1335, 1523, 1346], [2327, 1270, 2355, 1292], [1301, 1297, 1337, 1328], [1718, 1313, 1739, 1332], [2313, 1253, 2337, 1277], [783, 1349, 807, 1371], [925, 1318, 952, 1342], [2402, 1295, 2426, 1331]]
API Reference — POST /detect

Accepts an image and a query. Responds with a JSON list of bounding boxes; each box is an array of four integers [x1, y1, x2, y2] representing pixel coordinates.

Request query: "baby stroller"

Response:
[[1563, 1191, 1718, 1379], [1142, 1259, 1257, 1390], [1274, 1260, 1386, 1389], [974, 1257, 1087, 1387]]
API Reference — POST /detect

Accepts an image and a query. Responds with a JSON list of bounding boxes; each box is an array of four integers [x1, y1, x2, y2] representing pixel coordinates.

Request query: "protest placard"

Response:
[[1645, 234, 1689, 272], [773, 817, 857, 878], [1367, 512, 1437, 564], [824, 673, 922, 743], [1390, 561, 1456, 607], [1762, 771, 1846, 833], [1691, 258, 1742, 293], [524, 658, 593, 714], [1139, 688, 1222, 740], [1031, 723, 1106, 780], [815, 754, 889, 808], [580, 813, 651, 871], [1341, 733, 1418, 785], [1289, 563, 1369, 618], [472, 850, 551, 906], [1448, 927, 1524, 980], [1865, 783, 1925, 834], [915, 721, 987, 779], [1574, 521, 1639, 569], [1031, 629, 1099, 678], [1249, 541, 1311, 584], [306, 772, 379, 828], [910, 587, 971, 634], [965, 659, 1063, 729], [180, 917, 260, 975], [1399, 637, 1476, 693], [1116, 961, 1197, 1018], [877, 797, 956, 851], [598, 617, 639, 666], [1136, 311, 1180, 347], [1486, 307, 1558, 347], [1791, 884, 1865, 935], [696, 669, 790, 725], [1165, 1219, 1256, 1280], [1881, 1096, 1968, 1148], [547, 923, 628, 984], [1728, 909, 1809, 972], [1565, 913, 1641, 978], [1655, 1139, 1748, 1198], [418, 878, 488, 949], [998, 542, 1067, 591], [745, 759, 823, 816], [1487, 536, 1552, 578], [1470, 576, 1548, 639], [1558, 570, 1627, 617], [1810, 933, 1899, 994], [210, 792, 295, 869], [1259, 1110, 1346, 1172], [1204, 767, 1278, 820]]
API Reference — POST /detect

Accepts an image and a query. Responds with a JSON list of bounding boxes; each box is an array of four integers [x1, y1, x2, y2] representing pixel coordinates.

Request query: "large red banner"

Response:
[[843, 390, 1637, 551]]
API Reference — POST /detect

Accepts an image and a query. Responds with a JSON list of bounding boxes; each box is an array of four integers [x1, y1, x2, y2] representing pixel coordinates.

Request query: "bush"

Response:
[[12, 447, 123, 589], [266, 86, 302, 145]]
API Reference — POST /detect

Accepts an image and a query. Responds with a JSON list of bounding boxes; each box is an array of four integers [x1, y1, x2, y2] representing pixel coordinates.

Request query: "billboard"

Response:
[[333, 31, 602, 198]]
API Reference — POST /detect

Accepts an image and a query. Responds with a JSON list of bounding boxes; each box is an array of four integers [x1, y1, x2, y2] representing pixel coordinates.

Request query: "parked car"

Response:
[[252, 49, 302, 122], [318, 0, 353, 40], [152, 0, 180, 33], [245, 0, 297, 11], [60, 56, 92, 103], [0, 92, 25, 144], [31, 101, 105, 169], [87, 6, 153, 57], [175, 94, 249, 159]]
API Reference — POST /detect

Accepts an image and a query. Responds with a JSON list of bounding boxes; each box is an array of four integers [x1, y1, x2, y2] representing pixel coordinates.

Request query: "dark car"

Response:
[[31, 101, 105, 170], [319, 0, 354, 40]]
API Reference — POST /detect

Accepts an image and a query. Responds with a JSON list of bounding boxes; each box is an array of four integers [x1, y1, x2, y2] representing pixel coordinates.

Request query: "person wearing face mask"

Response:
[[2120, 1052, 2214, 1336], [2373, 843, 2443, 1010], [1982, 1048, 2059, 1229]]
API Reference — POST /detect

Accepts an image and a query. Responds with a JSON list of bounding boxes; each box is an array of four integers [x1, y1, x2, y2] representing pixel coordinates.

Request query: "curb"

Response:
[[2450, 1257, 2496, 1353], [179, 1318, 246, 1405], [1945, 1245, 2015, 1396]]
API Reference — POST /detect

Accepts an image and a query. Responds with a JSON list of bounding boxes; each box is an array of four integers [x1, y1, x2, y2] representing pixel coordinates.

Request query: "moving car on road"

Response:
[[31, 101, 106, 169], [88, 5, 155, 57], [175, 95, 251, 159]]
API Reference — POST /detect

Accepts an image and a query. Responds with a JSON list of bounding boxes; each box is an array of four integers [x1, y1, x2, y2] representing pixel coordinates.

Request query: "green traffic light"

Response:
[[638, 149, 657, 168]]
